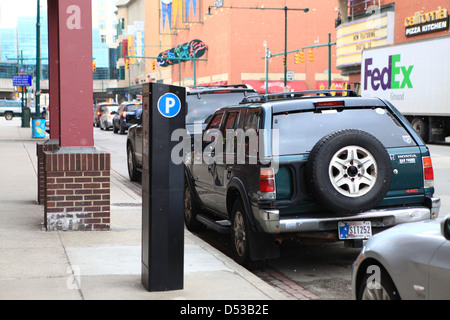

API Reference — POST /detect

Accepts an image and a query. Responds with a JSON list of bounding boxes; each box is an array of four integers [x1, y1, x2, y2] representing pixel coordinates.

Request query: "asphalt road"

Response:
[[93, 125, 450, 300]]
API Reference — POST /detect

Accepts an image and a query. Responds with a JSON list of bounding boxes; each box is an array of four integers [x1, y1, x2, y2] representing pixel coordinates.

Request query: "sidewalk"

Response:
[[0, 119, 286, 300]]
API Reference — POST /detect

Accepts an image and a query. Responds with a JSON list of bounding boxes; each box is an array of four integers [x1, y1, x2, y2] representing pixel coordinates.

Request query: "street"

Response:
[[93, 125, 450, 300]]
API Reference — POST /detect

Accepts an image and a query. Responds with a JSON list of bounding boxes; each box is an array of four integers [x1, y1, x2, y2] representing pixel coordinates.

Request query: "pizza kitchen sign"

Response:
[[405, 6, 449, 37]]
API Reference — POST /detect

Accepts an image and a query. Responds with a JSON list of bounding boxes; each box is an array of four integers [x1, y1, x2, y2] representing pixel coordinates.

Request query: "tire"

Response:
[[184, 183, 205, 232], [358, 265, 400, 300], [411, 117, 429, 143], [127, 143, 141, 182], [230, 199, 252, 267], [306, 129, 392, 214], [113, 122, 118, 133], [5, 112, 13, 121]]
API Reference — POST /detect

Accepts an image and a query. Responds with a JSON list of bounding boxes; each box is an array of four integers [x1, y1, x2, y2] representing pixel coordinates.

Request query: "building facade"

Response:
[[113, 0, 350, 97], [335, 0, 450, 90]]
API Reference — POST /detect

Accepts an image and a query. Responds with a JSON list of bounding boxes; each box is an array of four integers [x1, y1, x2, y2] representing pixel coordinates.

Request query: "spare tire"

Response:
[[306, 129, 392, 214]]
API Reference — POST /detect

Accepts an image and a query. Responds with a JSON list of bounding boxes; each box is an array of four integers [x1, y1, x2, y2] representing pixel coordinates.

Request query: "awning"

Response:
[[242, 80, 307, 94]]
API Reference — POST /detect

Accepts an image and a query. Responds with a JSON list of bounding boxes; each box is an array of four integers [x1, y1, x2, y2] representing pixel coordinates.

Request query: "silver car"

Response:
[[352, 215, 450, 300], [99, 106, 119, 131]]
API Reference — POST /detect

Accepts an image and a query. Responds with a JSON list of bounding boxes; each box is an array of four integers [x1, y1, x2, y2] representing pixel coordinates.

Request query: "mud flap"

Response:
[[247, 223, 280, 261]]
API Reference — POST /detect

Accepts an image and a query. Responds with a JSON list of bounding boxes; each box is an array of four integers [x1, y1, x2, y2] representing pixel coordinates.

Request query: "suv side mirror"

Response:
[[441, 215, 450, 240]]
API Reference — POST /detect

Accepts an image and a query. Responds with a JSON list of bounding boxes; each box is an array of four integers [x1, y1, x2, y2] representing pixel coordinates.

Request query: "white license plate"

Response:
[[338, 221, 372, 239]]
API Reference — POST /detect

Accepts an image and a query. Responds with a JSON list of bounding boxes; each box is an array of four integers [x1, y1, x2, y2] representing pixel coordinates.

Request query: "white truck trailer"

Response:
[[360, 35, 450, 143]]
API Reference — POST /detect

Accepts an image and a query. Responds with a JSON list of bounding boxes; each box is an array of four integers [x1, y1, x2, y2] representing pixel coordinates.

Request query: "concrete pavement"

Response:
[[0, 118, 287, 300]]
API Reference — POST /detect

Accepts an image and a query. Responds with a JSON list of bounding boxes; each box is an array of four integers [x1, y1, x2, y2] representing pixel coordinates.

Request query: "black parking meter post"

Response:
[[141, 83, 186, 292]]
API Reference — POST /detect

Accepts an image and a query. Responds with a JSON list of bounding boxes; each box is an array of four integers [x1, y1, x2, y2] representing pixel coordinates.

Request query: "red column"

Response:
[[47, 0, 60, 141], [57, 0, 94, 148]]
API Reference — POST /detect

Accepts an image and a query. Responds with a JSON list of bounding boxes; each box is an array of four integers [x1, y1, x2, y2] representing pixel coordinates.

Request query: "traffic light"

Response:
[[125, 59, 130, 70], [294, 53, 300, 64], [152, 61, 156, 70], [92, 61, 96, 72], [300, 51, 305, 63], [308, 50, 314, 62]]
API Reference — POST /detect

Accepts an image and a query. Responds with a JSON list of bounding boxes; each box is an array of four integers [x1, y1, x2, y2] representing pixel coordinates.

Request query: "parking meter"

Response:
[[141, 83, 186, 292]]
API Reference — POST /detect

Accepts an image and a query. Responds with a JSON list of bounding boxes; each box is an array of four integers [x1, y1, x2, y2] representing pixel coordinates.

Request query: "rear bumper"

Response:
[[254, 197, 441, 234]]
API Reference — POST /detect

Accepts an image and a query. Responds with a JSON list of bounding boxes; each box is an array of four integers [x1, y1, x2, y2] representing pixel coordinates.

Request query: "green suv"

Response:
[[184, 90, 441, 267]]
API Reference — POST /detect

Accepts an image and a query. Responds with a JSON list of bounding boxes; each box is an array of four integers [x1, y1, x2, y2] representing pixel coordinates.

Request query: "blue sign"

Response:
[[13, 75, 32, 87], [157, 93, 181, 118]]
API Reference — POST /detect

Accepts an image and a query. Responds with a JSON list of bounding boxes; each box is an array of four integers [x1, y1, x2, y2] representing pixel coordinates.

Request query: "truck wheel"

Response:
[[230, 199, 252, 266], [127, 144, 141, 182], [4, 112, 13, 121], [411, 117, 429, 143], [307, 129, 392, 214], [184, 183, 205, 232]]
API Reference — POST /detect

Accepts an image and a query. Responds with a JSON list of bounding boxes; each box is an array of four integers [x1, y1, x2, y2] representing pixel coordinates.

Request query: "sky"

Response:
[[0, 1, 47, 28]]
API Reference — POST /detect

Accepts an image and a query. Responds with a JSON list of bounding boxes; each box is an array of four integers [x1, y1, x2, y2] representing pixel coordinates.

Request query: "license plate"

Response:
[[338, 221, 372, 239]]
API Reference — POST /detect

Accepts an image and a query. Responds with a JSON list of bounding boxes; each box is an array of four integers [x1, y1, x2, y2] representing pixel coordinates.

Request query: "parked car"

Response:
[[352, 215, 450, 300], [0, 100, 36, 120], [126, 84, 258, 182], [183, 90, 440, 267], [93, 102, 119, 127], [99, 105, 119, 130], [112, 101, 142, 134]]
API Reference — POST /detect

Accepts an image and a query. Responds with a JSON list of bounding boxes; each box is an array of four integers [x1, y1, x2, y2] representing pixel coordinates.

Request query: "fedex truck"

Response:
[[361, 35, 450, 143]]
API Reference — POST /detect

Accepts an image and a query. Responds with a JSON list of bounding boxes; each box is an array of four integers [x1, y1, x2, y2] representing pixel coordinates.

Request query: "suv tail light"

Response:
[[423, 156, 434, 188], [260, 168, 276, 200]]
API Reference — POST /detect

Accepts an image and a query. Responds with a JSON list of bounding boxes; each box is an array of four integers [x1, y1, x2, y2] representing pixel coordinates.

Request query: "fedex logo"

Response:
[[364, 54, 414, 91]]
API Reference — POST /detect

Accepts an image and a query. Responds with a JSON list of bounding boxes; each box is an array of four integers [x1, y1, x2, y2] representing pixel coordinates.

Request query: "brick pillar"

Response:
[[36, 141, 59, 205], [43, 150, 111, 231]]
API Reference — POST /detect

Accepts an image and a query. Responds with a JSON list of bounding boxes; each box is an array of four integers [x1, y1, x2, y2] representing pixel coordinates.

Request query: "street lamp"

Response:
[[207, 5, 308, 89]]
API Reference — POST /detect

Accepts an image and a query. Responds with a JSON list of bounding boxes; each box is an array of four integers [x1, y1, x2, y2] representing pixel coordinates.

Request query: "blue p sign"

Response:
[[157, 93, 181, 118]]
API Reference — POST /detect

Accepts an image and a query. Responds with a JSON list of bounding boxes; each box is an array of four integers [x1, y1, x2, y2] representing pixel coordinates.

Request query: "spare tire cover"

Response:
[[306, 129, 392, 214]]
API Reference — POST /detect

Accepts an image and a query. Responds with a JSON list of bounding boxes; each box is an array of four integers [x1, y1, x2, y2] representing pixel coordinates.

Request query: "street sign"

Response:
[[287, 70, 295, 81], [13, 75, 32, 87], [157, 93, 181, 118]]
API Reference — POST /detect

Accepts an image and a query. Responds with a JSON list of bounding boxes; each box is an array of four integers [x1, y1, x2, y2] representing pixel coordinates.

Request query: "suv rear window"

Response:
[[125, 104, 141, 112], [186, 92, 250, 124], [272, 108, 415, 156]]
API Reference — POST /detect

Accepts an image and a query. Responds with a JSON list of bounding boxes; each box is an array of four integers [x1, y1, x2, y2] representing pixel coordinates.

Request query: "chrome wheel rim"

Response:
[[233, 210, 246, 257], [184, 187, 192, 222], [127, 147, 134, 176], [361, 284, 392, 300], [329, 145, 378, 197]]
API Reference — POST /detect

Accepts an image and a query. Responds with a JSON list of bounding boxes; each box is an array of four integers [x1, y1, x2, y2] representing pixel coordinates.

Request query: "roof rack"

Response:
[[240, 89, 359, 104], [187, 84, 253, 90]]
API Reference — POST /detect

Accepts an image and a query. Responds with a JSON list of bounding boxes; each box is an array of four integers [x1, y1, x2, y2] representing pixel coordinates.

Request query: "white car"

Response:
[[352, 215, 450, 300], [99, 106, 119, 130]]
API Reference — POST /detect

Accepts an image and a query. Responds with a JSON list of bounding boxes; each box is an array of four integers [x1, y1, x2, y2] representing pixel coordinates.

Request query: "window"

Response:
[[224, 112, 238, 131], [208, 113, 223, 130], [272, 108, 416, 156]]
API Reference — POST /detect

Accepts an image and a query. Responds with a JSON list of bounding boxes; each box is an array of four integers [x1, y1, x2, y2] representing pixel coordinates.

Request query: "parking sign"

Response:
[[157, 93, 181, 118]]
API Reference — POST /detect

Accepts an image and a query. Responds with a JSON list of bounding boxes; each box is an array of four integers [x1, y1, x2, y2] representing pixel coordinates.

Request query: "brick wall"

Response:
[[36, 141, 59, 205], [43, 150, 111, 231]]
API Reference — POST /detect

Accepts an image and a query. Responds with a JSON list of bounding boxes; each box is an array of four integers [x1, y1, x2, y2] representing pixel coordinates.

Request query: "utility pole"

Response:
[[302, 33, 336, 89], [35, 0, 41, 117], [125, 53, 207, 88]]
